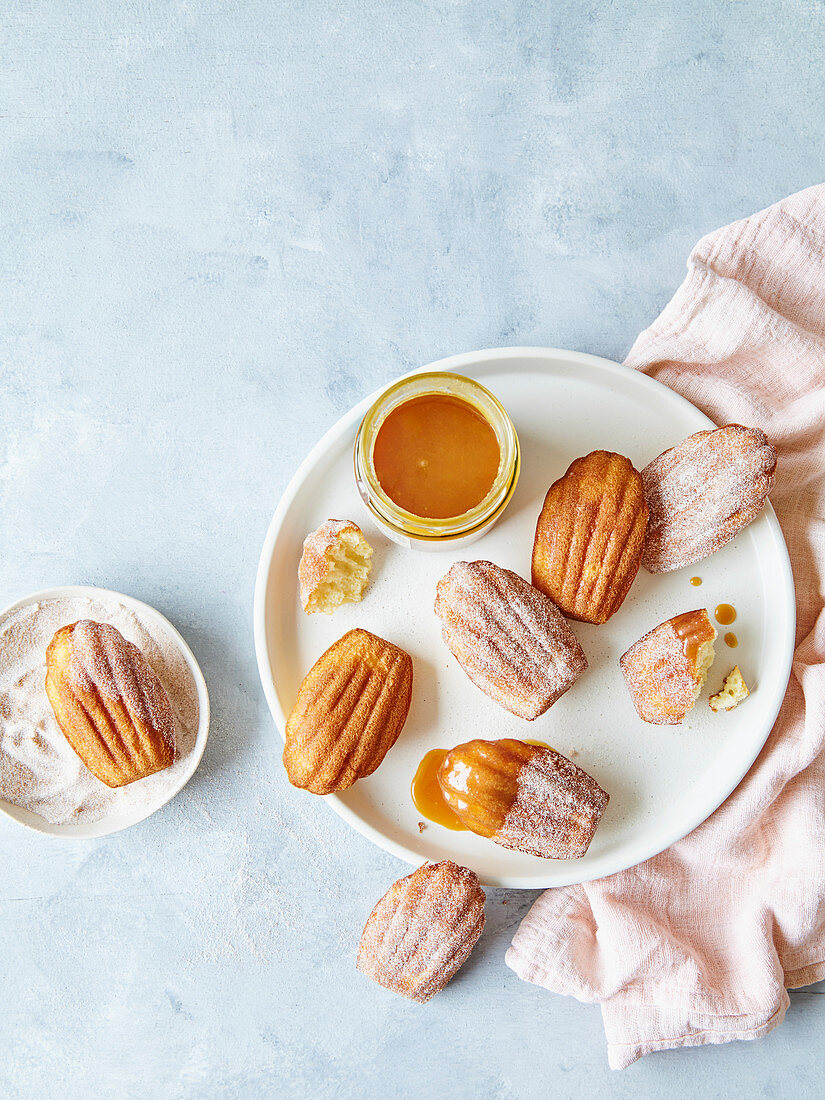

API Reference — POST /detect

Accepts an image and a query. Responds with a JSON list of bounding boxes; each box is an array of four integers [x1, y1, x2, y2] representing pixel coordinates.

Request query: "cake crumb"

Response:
[[709, 666, 749, 712], [417, 821, 426, 833]]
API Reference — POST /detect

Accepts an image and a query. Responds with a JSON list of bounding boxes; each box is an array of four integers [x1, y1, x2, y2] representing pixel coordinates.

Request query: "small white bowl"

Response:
[[0, 585, 210, 838]]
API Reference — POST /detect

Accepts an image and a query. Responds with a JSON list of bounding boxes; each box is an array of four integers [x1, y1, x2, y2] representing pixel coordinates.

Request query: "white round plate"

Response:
[[254, 348, 794, 888], [0, 585, 210, 838]]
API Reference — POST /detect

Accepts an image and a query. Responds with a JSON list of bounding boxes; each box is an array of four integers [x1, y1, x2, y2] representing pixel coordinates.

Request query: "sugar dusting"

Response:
[[642, 424, 777, 573], [0, 596, 199, 825], [356, 861, 486, 1002], [434, 560, 588, 720], [496, 749, 609, 860], [619, 610, 716, 724], [68, 620, 176, 749]]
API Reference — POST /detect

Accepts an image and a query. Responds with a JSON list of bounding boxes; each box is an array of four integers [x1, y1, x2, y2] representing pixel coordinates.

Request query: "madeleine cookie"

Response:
[[299, 519, 373, 615], [357, 861, 485, 1003], [434, 560, 587, 721], [642, 424, 777, 574], [45, 620, 176, 787], [531, 450, 648, 624], [438, 739, 608, 860], [283, 628, 412, 794], [620, 609, 716, 725]]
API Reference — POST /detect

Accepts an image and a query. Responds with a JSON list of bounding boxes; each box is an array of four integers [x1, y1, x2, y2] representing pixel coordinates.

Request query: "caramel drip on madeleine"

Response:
[[436, 738, 609, 859], [411, 749, 467, 830], [438, 739, 535, 838], [670, 609, 715, 666]]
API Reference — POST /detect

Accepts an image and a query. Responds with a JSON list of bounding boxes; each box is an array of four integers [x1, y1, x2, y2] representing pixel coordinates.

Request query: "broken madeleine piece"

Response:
[[357, 861, 485, 1003], [45, 620, 176, 788], [283, 628, 412, 794], [532, 450, 648, 624], [620, 608, 716, 725], [642, 424, 777, 574], [434, 560, 587, 721], [709, 666, 750, 712], [299, 519, 373, 615], [437, 739, 608, 860]]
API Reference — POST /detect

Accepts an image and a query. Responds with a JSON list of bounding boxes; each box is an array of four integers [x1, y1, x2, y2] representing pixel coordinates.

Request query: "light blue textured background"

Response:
[[1, 2, 823, 1097]]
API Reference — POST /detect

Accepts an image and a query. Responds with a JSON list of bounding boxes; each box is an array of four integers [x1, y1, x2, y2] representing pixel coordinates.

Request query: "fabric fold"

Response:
[[507, 183, 825, 1068]]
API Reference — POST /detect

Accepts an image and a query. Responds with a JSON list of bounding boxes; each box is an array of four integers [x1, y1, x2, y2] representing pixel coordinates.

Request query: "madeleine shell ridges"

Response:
[[641, 424, 777, 574], [45, 619, 176, 788], [283, 628, 413, 794], [437, 737, 533, 839], [532, 450, 648, 624], [438, 738, 609, 860], [434, 560, 587, 721], [356, 860, 486, 1003]]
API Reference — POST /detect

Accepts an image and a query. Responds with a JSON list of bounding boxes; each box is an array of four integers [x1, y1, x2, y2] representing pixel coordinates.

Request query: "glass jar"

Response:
[[354, 371, 520, 551]]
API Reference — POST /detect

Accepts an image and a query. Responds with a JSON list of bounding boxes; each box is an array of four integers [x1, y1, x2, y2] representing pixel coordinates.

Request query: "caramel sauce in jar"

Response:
[[715, 603, 736, 626], [690, 577, 702, 586], [725, 632, 738, 648], [411, 749, 467, 831], [372, 394, 500, 519]]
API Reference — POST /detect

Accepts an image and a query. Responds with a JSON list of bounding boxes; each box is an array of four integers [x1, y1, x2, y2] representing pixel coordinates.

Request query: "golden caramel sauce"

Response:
[[690, 576, 702, 586], [372, 394, 500, 519], [436, 738, 531, 837], [671, 610, 714, 664], [411, 749, 467, 831], [715, 603, 736, 626], [524, 739, 551, 749], [725, 632, 738, 648]]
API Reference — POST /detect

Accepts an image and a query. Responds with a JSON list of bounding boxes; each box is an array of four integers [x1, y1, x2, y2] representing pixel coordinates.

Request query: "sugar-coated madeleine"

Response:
[[434, 560, 587, 721], [357, 861, 485, 1003], [283, 628, 412, 794], [45, 620, 176, 788], [709, 666, 750, 712], [620, 609, 716, 725], [531, 450, 648, 624], [642, 424, 777, 574], [438, 739, 609, 860], [299, 519, 373, 615]]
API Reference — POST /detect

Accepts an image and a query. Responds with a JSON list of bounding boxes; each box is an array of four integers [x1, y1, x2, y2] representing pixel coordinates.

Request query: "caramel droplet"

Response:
[[725, 632, 738, 648], [690, 577, 702, 586], [715, 603, 736, 626], [411, 749, 467, 831]]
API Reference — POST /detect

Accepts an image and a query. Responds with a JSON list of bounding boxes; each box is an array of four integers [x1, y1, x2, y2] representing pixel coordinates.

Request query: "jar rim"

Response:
[[353, 371, 520, 542]]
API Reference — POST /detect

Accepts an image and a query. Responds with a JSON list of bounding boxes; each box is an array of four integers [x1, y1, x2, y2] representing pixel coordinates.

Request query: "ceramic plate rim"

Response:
[[253, 347, 795, 888], [0, 584, 211, 839]]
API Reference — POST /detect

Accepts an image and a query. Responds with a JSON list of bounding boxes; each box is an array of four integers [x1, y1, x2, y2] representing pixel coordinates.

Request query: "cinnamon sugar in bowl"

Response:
[[0, 585, 209, 837]]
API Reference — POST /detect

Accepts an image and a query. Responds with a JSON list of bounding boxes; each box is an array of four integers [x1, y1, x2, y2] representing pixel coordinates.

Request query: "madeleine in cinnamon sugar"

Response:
[[45, 619, 176, 787], [357, 860, 486, 1002], [434, 560, 587, 721], [642, 424, 777, 574], [620, 608, 717, 725]]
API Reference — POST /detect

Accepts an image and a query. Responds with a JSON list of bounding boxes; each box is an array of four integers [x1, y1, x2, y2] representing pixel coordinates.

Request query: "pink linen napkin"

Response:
[[506, 183, 825, 1069]]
